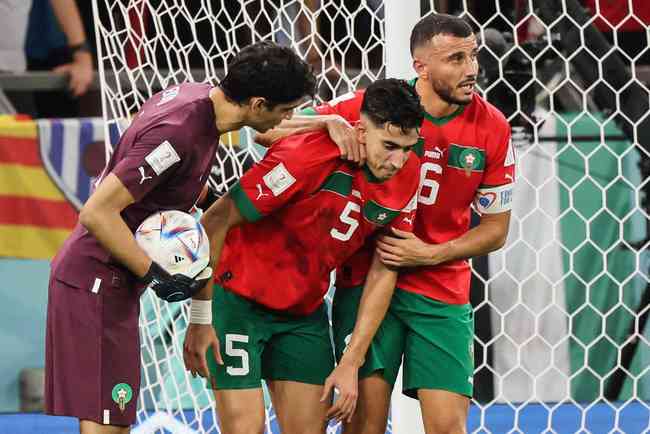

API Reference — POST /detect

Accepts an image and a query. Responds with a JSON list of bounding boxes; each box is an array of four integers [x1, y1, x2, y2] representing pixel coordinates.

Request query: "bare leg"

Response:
[[79, 420, 129, 434], [267, 380, 329, 434], [418, 389, 469, 434], [341, 373, 392, 434], [213, 388, 266, 434]]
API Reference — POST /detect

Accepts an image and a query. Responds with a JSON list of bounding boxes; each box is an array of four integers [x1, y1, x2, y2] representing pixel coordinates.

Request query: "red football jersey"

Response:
[[310, 91, 421, 289], [215, 131, 420, 315], [319, 82, 514, 304]]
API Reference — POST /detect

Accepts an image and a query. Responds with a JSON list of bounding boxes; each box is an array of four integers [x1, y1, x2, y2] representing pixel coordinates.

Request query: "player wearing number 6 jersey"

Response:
[[183, 79, 424, 434], [257, 13, 515, 434]]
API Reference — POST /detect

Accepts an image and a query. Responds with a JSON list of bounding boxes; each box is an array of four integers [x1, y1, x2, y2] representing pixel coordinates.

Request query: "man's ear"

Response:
[[249, 97, 267, 113], [413, 57, 427, 80]]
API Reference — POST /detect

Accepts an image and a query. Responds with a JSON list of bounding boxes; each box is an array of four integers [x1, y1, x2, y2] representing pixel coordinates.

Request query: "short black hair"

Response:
[[361, 79, 424, 133], [220, 41, 317, 108], [410, 13, 474, 55]]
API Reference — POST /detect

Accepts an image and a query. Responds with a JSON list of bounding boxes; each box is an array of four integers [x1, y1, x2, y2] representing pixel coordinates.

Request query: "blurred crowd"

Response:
[[0, 0, 96, 117], [0, 0, 647, 120]]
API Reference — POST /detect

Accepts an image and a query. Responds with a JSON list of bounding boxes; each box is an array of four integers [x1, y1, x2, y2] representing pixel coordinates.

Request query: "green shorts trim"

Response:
[[332, 286, 474, 398], [207, 284, 334, 390]]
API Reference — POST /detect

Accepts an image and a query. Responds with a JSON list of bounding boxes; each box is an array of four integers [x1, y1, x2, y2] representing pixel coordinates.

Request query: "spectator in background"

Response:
[[26, 0, 94, 118], [0, 0, 33, 73], [582, 0, 650, 66], [0, 0, 34, 114]]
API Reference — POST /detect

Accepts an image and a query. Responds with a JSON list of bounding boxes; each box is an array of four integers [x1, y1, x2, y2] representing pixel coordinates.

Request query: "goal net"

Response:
[[91, 0, 650, 432]]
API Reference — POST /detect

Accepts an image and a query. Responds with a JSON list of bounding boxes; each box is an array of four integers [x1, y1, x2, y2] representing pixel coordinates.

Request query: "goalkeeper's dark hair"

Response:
[[220, 41, 316, 108], [410, 13, 474, 55], [361, 79, 424, 133]]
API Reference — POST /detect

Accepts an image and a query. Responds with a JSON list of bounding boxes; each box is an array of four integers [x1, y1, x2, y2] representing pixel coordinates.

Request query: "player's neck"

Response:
[[416, 79, 460, 119], [209, 86, 248, 133]]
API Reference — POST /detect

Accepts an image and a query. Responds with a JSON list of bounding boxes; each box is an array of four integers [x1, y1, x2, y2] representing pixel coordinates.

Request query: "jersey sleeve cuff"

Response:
[[229, 181, 262, 222]]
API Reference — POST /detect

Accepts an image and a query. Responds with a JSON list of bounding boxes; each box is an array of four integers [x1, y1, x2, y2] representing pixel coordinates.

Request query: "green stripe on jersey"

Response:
[[413, 137, 425, 158], [229, 181, 262, 222], [424, 105, 465, 125], [364, 200, 400, 226], [448, 144, 486, 173], [300, 107, 318, 115], [363, 165, 382, 183], [320, 171, 353, 196]]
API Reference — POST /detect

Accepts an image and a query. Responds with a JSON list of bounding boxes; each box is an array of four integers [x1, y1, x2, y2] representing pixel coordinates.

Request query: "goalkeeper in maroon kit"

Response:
[[44, 41, 316, 434], [183, 78, 425, 434]]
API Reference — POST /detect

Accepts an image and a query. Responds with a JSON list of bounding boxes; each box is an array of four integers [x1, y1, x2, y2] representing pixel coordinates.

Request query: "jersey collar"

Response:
[[363, 165, 383, 183], [408, 78, 466, 126]]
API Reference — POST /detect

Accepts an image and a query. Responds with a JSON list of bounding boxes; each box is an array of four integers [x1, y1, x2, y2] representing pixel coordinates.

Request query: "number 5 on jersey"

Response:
[[225, 334, 249, 376], [331, 201, 361, 241]]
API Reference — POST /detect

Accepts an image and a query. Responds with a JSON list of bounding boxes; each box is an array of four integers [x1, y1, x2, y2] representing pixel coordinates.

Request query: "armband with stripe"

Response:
[[473, 184, 514, 214]]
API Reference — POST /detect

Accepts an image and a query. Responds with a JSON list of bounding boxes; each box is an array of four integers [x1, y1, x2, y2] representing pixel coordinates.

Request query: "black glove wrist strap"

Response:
[[141, 261, 168, 285]]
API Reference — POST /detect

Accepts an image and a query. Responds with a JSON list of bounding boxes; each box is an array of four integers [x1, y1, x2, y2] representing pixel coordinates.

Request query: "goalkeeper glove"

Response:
[[141, 262, 212, 302]]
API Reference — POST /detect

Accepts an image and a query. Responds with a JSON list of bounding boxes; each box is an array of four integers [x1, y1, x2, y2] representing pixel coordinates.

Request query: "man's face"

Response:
[[414, 33, 479, 105], [250, 97, 305, 132], [358, 115, 419, 181]]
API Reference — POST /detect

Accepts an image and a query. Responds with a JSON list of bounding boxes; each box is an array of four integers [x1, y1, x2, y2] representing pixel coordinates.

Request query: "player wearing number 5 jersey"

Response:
[[183, 79, 424, 434], [257, 13, 515, 434]]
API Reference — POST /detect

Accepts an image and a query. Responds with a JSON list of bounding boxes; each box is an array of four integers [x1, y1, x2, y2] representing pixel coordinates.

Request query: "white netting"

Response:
[[92, 0, 650, 432]]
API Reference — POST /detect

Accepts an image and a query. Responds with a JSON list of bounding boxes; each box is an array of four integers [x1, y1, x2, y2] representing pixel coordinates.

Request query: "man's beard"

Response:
[[432, 80, 472, 106]]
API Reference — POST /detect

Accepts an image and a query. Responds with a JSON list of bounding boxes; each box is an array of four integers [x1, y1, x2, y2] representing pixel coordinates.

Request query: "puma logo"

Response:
[[403, 216, 414, 225], [139, 166, 153, 184], [425, 147, 443, 159], [505, 173, 513, 181], [256, 183, 269, 200]]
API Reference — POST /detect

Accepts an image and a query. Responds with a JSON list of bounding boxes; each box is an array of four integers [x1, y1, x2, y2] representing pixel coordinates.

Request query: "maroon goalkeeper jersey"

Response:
[[51, 82, 219, 292], [214, 131, 420, 315]]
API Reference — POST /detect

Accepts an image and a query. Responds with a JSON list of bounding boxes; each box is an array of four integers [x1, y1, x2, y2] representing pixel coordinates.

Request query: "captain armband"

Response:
[[473, 183, 514, 215]]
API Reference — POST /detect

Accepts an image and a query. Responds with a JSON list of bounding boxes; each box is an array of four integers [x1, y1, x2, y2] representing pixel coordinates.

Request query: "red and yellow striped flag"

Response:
[[0, 115, 77, 259]]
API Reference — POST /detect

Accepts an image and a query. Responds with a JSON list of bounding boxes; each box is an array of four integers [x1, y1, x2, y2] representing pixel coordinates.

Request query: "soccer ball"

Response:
[[135, 210, 210, 278]]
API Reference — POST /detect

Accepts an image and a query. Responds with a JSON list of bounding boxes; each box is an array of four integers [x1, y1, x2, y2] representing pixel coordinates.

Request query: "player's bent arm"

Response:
[[255, 114, 355, 154], [193, 195, 245, 301], [255, 114, 334, 146], [433, 210, 511, 265], [78, 173, 152, 278], [184, 195, 245, 373], [341, 253, 398, 368]]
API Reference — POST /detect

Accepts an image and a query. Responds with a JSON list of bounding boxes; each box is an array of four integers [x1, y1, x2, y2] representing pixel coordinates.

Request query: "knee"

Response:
[[426, 418, 466, 434], [223, 421, 265, 434], [219, 414, 265, 434], [281, 419, 327, 434], [342, 417, 387, 434]]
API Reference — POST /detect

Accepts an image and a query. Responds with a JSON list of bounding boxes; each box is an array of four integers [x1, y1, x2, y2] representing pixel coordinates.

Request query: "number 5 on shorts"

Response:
[[225, 334, 249, 376]]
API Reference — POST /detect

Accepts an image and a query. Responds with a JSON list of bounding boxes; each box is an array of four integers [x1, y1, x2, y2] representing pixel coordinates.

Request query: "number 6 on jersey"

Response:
[[418, 162, 443, 205]]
